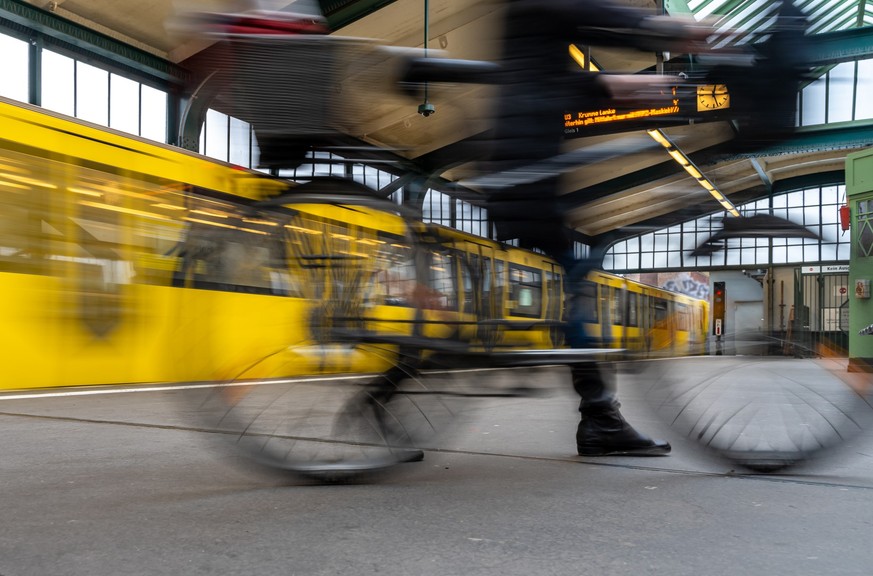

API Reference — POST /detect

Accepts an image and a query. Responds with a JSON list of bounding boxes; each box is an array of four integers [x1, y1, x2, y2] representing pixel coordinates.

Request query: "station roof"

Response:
[[10, 0, 873, 246]]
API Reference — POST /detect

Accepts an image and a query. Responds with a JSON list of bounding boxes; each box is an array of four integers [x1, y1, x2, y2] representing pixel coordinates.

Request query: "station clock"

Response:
[[697, 84, 730, 112]]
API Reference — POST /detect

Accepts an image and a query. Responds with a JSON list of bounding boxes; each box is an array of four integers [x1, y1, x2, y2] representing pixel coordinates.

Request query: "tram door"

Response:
[[640, 294, 652, 354], [600, 284, 612, 347], [793, 268, 850, 356], [543, 262, 564, 347]]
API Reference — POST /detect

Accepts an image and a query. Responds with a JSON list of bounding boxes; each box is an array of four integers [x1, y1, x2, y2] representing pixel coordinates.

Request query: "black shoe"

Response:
[[576, 417, 671, 457], [393, 449, 425, 463]]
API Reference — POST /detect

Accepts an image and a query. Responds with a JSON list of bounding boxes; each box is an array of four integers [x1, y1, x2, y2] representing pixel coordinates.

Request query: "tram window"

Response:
[[480, 255, 491, 293], [676, 303, 689, 331], [426, 250, 457, 310], [0, 148, 193, 283], [494, 260, 506, 308], [627, 291, 639, 327], [0, 173, 51, 275], [653, 298, 669, 323], [174, 210, 291, 296], [612, 287, 624, 326], [460, 253, 475, 313], [479, 256, 496, 318], [546, 271, 562, 321], [576, 280, 598, 323], [369, 240, 416, 306], [553, 273, 563, 320], [509, 264, 542, 317]]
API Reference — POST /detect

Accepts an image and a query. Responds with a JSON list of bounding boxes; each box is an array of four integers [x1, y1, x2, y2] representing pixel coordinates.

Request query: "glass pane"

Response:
[[801, 75, 826, 126], [229, 117, 251, 167], [140, 85, 167, 143], [857, 59, 873, 120], [641, 252, 653, 269], [726, 243, 740, 265], [756, 246, 768, 263], [41, 50, 75, 116], [76, 61, 109, 126], [827, 62, 854, 123], [366, 166, 381, 188], [251, 131, 262, 171], [423, 189, 451, 225], [804, 205, 821, 226], [820, 222, 839, 244], [772, 245, 787, 264], [821, 243, 838, 261], [0, 34, 29, 102], [640, 234, 654, 251], [204, 108, 228, 161], [786, 190, 803, 207], [110, 74, 139, 135], [787, 243, 804, 262]]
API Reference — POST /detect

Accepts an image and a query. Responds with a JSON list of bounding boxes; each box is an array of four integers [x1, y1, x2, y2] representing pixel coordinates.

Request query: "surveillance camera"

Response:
[[418, 102, 435, 117]]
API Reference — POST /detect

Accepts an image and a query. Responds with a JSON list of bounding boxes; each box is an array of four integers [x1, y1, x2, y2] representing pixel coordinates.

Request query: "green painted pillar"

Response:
[[846, 148, 873, 371]]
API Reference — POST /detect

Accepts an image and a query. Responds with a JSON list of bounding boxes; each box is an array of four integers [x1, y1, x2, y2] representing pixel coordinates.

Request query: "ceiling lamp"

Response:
[[647, 128, 739, 217], [569, 44, 600, 72]]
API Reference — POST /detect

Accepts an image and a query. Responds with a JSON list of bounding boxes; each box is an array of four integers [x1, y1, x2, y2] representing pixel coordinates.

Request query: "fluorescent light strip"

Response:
[[569, 44, 600, 72], [646, 129, 740, 217]]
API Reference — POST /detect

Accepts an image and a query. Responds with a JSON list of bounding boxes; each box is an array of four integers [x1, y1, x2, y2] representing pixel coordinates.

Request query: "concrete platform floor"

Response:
[[3, 357, 873, 576]]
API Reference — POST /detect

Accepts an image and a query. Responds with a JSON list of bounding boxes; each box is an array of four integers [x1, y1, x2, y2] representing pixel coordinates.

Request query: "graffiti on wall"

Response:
[[630, 271, 711, 300], [662, 272, 711, 300]]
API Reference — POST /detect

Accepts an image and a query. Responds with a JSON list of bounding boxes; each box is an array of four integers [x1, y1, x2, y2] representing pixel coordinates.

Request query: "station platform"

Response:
[[3, 357, 873, 575]]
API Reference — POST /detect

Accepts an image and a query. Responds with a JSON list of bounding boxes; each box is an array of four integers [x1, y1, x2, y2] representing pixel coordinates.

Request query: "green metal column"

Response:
[[846, 148, 873, 371]]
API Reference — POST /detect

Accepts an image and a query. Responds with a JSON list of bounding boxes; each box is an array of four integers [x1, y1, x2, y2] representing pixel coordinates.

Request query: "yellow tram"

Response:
[[0, 97, 707, 390]]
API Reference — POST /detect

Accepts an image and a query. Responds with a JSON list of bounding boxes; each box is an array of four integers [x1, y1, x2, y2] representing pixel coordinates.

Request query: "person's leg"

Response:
[[572, 362, 671, 456], [360, 349, 425, 463]]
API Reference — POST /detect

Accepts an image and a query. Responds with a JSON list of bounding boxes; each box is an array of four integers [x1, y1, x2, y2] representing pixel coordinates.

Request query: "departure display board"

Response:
[[564, 103, 681, 129], [563, 84, 730, 138]]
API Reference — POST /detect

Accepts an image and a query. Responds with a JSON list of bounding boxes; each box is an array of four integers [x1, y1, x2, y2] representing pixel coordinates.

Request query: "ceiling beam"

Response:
[[321, 0, 399, 31], [750, 157, 772, 190], [799, 25, 873, 66]]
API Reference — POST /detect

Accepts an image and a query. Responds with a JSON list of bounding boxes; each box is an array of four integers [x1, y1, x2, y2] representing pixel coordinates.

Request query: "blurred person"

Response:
[[483, 0, 803, 456]]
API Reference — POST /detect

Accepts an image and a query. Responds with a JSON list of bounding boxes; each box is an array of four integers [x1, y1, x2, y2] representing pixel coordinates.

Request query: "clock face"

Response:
[[697, 84, 730, 111]]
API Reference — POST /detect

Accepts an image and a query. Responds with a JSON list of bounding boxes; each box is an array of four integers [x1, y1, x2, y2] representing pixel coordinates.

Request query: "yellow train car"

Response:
[[0, 97, 408, 387], [0, 97, 563, 389], [583, 270, 710, 357], [0, 96, 706, 390], [421, 226, 564, 350]]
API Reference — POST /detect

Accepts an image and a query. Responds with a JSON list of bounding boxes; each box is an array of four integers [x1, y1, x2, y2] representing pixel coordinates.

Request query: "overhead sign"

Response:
[[801, 265, 850, 274], [564, 103, 680, 131], [563, 84, 731, 138]]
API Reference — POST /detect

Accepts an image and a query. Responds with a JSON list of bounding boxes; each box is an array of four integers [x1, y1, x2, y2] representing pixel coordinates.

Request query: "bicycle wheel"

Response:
[[635, 355, 873, 472], [189, 343, 460, 481]]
